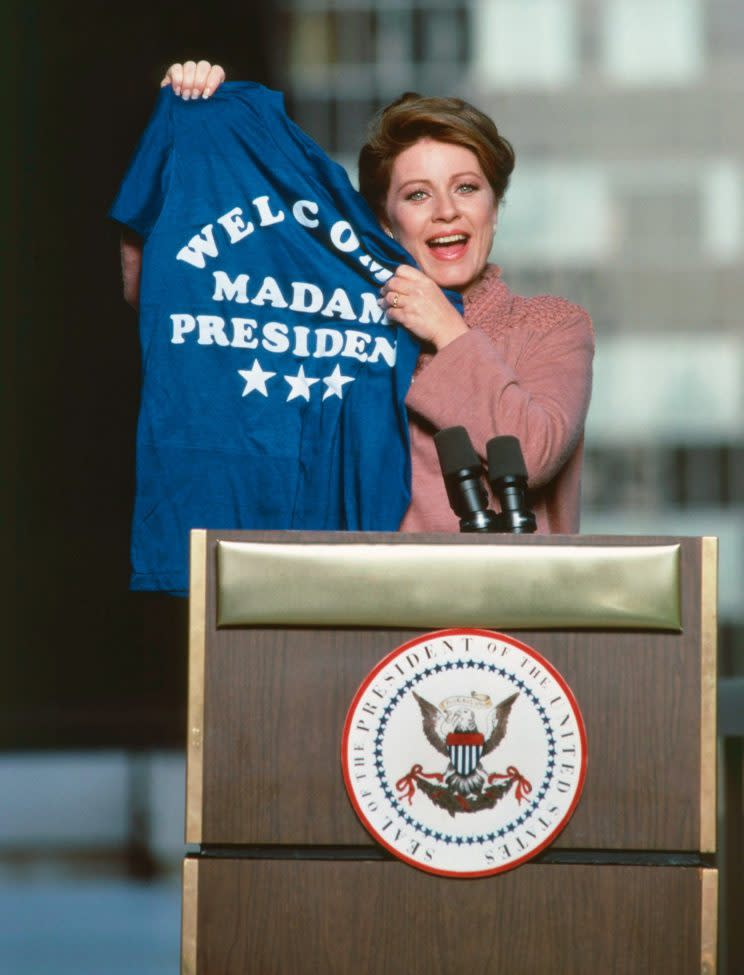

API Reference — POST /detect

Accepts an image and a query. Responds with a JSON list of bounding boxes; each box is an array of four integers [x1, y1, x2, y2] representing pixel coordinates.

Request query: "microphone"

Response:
[[434, 426, 500, 533], [486, 436, 537, 534]]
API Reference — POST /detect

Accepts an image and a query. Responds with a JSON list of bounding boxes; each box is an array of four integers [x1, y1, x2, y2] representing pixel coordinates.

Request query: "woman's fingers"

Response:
[[159, 61, 224, 99], [379, 266, 468, 348], [193, 60, 211, 92], [160, 63, 183, 94], [385, 292, 402, 318], [381, 265, 431, 312], [381, 264, 430, 308], [204, 63, 225, 98], [391, 263, 423, 282], [380, 281, 405, 317], [180, 61, 198, 98]]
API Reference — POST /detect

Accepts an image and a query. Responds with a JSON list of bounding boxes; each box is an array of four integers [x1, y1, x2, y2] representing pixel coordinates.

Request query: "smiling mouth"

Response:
[[427, 233, 469, 249]]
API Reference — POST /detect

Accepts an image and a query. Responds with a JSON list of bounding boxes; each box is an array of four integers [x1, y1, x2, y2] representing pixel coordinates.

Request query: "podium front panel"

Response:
[[182, 857, 717, 975], [187, 531, 716, 853]]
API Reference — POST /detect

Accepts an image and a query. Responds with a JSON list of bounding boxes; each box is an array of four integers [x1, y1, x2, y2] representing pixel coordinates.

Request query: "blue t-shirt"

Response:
[[111, 83, 462, 594]]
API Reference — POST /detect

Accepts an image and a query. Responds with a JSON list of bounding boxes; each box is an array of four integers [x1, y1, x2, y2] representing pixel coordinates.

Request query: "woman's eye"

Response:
[[405, 189, 427, 201], [457, 183, 478, 194]]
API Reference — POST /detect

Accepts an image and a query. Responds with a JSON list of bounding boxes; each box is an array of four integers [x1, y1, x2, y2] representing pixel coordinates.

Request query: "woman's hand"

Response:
[[160, 61, 225, 99], [380, 265, 469, 350]]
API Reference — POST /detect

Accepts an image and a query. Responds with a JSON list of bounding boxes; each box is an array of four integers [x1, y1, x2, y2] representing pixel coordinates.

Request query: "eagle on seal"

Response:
[[413, 691, 518, 798]]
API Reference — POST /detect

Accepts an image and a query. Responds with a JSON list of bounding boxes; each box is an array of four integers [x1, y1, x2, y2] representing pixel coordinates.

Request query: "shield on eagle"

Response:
[[446, 732, 485, 776]]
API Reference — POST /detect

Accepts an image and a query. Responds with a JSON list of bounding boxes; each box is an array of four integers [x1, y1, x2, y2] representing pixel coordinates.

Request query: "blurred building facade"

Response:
[[279, 0, 744, 660]]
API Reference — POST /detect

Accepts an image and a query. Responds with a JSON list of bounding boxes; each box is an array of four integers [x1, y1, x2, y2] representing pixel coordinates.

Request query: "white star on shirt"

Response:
[[238, 359, 276, 397], [322, 365, 355, 401], [284, 364, 320, 402]]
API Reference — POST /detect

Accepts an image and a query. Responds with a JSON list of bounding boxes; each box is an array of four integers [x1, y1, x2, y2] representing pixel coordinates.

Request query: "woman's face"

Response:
[[383, 138, 497, 292]]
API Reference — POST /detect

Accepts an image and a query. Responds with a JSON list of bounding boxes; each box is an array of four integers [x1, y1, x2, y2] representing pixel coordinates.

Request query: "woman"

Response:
[[128, 61, 594, 534]]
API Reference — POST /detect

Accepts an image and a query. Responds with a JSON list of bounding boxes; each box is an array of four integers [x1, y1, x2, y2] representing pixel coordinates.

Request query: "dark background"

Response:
[[4, 1, 280, 749]]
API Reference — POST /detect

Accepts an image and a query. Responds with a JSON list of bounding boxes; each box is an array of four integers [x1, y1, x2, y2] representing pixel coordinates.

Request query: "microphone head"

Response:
[[486, 435, 528, 481], [434, 426, 499, 532], [434, 426, 480, 476]]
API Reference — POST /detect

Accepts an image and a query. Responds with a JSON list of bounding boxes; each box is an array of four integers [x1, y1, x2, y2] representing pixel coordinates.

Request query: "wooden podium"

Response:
[[181, 531, 717, 974]]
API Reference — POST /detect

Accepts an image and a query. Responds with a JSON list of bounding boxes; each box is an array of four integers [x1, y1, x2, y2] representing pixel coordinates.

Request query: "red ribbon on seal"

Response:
[[488, 765, 533, 804], [396, 764, 444, 805]]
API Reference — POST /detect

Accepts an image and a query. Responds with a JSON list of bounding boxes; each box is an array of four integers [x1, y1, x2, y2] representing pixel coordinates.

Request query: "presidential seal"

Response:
[[341, 629, 586, 877]]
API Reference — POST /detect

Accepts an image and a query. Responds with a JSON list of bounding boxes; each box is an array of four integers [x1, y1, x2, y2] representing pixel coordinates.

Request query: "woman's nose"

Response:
[[431, 191, 458, 221]]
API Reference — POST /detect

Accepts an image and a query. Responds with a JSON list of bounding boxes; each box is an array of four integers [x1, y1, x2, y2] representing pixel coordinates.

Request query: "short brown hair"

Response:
[[358, 92, 515, 222]]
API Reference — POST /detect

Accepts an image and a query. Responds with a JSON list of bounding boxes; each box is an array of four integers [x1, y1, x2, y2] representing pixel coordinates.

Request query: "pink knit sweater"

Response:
[[400, 265, 594, 534]]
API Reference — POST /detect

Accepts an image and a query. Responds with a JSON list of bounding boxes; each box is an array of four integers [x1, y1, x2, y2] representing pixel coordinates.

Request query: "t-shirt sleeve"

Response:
[[109, 89, 175, 238]]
